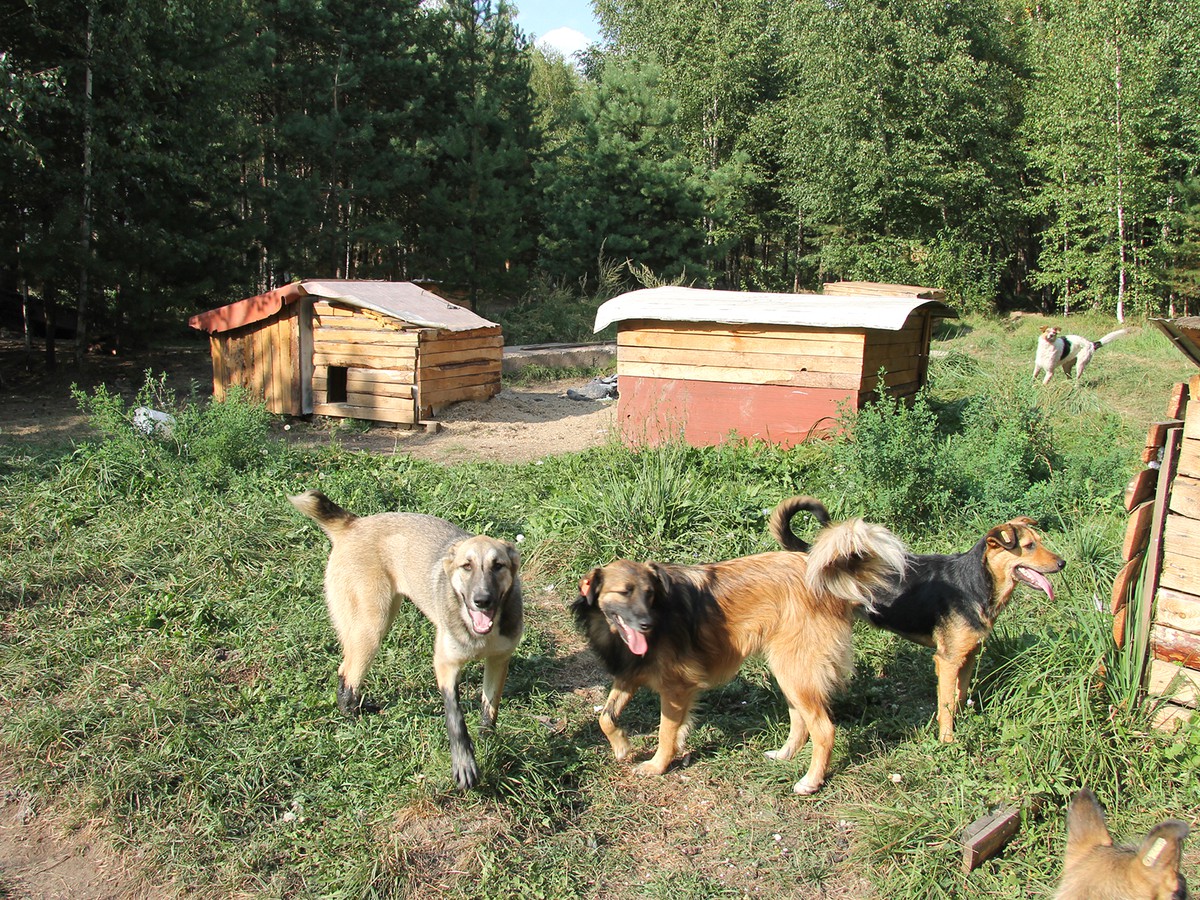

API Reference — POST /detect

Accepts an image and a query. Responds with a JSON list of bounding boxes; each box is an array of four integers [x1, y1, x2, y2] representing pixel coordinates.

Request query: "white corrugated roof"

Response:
[[594, 287, 955, 333], [303, 280, 497, 331]]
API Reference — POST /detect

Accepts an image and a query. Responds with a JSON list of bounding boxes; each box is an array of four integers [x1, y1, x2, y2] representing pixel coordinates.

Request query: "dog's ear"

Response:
[[1008, 516, 1037, 528], [1135, 819, 1188, 877], [986, 523, 1020, 551], [441, 540, 465, 578], [646, 562, 673, 602], [1065, 789, 1113, 855], [577, 567, 602, 605], [504, 541, 521, 571]]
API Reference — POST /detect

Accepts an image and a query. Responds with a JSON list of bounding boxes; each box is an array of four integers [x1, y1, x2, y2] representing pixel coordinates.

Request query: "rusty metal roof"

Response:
[[594, 287, 956, 333], [188, 280, 498, 334]]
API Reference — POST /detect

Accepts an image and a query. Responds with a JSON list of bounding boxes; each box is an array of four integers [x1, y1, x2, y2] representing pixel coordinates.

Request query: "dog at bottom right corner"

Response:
[[1055, 788, 1189, 900]]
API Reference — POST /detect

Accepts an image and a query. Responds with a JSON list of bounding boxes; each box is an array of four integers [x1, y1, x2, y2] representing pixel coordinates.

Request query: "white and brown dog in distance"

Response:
[[1055, 788, 1188, 899], [290, 490, 523, 789], [1033, 324, 1131, 385]]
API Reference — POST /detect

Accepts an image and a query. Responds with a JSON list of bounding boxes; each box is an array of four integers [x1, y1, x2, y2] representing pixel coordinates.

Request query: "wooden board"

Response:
[[1147, 420, 1184, 451], [419, 382, 500, 416], [1163, 514, 1200, 562], [1185, 399, 1200, 440], [1167, 382, 1190, 419], [1148, 658, 1200, 708], [1113, 605, 1127, 648], [1156, 587, 1200, 635], [618, 343, 865, 375], [618, 375, 851, 448], [1177, 436, 1200, 480], [620, 319, 866, 346], [1124, 468, 1158, 511], [1134, 427, 1183, 694], [618, 358, 864, 390], [959, 804, 1023, 873], [1122, 501, 1155, 560], [1151, 702, 1194, 732], [311, 398, 417, 424], [1111, 553, 1143, 614], [1160, 550, 1200, 595], [618, 329, 864, 358], [1168, 473, 1200, 519], [1151, 623, 1200, 667]]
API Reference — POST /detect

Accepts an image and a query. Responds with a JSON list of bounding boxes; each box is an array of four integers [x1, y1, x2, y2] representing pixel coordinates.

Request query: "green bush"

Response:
[[827, 388, 956, 531]]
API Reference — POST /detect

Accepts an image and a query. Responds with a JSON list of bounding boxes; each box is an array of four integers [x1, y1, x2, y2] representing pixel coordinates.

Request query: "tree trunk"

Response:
[[75, 3, 95, 368], [1113, 37, 1126, 323]]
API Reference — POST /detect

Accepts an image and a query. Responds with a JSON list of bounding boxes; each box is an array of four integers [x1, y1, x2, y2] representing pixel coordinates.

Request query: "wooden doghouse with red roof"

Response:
[[594, 284, 955, 448], [188, 280, 502, 426]]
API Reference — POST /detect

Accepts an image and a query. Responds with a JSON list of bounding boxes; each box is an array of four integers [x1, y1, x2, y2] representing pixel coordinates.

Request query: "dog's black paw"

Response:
[[336, 680, 381, 717], [452, 756, 481, 790]]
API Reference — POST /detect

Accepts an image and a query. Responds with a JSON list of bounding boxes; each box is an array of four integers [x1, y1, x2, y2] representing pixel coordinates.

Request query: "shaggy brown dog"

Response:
[[573, 504, 907, 794], [772, 497, 1067, 742], [1055, 788, 1188, 900]]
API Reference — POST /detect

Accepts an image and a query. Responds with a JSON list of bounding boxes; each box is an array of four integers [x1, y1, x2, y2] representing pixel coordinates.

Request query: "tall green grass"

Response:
[[1, 313, 1197, 898]]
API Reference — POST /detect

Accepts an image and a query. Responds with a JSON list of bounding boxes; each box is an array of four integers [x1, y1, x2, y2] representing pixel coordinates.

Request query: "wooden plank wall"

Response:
[[1115, 374, 1200, 730], [415, 326, 503, 418], [617, 319, 867, 391], [1152, 376, 1200, 727], [309, 302, 419, 424], [858, 313, 930, 403], [208, 305, 303, 415]]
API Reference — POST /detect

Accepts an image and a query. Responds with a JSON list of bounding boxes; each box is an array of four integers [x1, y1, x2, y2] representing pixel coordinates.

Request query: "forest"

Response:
[[3, 0, 1200, 359]]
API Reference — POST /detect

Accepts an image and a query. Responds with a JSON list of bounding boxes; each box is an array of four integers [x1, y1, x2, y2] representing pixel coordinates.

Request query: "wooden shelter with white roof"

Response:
[[595, 283, 955, 448], [188, 280, 502, 426]]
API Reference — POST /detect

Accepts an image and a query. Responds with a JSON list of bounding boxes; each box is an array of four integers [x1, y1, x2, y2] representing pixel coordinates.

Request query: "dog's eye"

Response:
[[491, 559, 506, 570], [460, 560, 474, 570]]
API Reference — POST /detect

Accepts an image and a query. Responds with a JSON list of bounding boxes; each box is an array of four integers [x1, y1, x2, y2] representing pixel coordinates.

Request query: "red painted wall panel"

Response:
[[617, 376, 855, 448]]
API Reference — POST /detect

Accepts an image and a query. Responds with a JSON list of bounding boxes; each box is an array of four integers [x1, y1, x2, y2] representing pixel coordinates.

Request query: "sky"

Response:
[[511, 0, 601, 58]]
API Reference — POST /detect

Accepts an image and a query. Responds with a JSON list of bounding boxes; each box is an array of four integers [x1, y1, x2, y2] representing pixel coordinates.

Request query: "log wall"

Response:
[[1115, 373, 1200, 730]]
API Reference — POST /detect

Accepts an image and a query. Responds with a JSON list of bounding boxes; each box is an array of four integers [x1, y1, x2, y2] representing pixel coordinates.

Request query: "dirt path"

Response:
[[0, 337, 617, 463]]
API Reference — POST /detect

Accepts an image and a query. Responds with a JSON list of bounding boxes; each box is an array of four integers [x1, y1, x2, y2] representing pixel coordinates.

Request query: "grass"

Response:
[[2, 311, 1199, 898]]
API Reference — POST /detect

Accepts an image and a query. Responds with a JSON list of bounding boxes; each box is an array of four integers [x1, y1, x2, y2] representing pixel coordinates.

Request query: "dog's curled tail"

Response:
[[805, 518, 907, 615], [769, 495, 833, 552], [1095, 328, 1132, 348], [289, 489, 357, 536]]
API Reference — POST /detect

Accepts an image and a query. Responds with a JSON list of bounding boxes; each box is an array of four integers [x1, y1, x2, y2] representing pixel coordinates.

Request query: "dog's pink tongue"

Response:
[[618, 620, 648, 656], [470, 608, 495, 634], [1018, 567, 1055, 601]]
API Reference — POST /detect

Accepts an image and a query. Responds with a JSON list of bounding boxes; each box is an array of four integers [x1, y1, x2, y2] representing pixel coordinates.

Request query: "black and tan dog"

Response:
[[772, 496, 1066, 742], [290, 490, 523, 789], [1055, 788, 1188, 899], [573, 504, 907, 794]]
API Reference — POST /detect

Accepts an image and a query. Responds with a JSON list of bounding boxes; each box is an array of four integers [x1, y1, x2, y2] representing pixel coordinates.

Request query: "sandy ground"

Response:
[[0, 337, 617, 464], [0, 336, 615, 898]]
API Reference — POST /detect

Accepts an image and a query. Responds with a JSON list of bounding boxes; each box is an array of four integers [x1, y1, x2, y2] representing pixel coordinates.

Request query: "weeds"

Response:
[[2, 316, 1197, 898]]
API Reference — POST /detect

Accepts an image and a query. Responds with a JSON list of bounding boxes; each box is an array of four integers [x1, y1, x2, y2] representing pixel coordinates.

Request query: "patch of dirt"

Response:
[[0, 776, 170, 900], [0, 336, 617, 464]]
